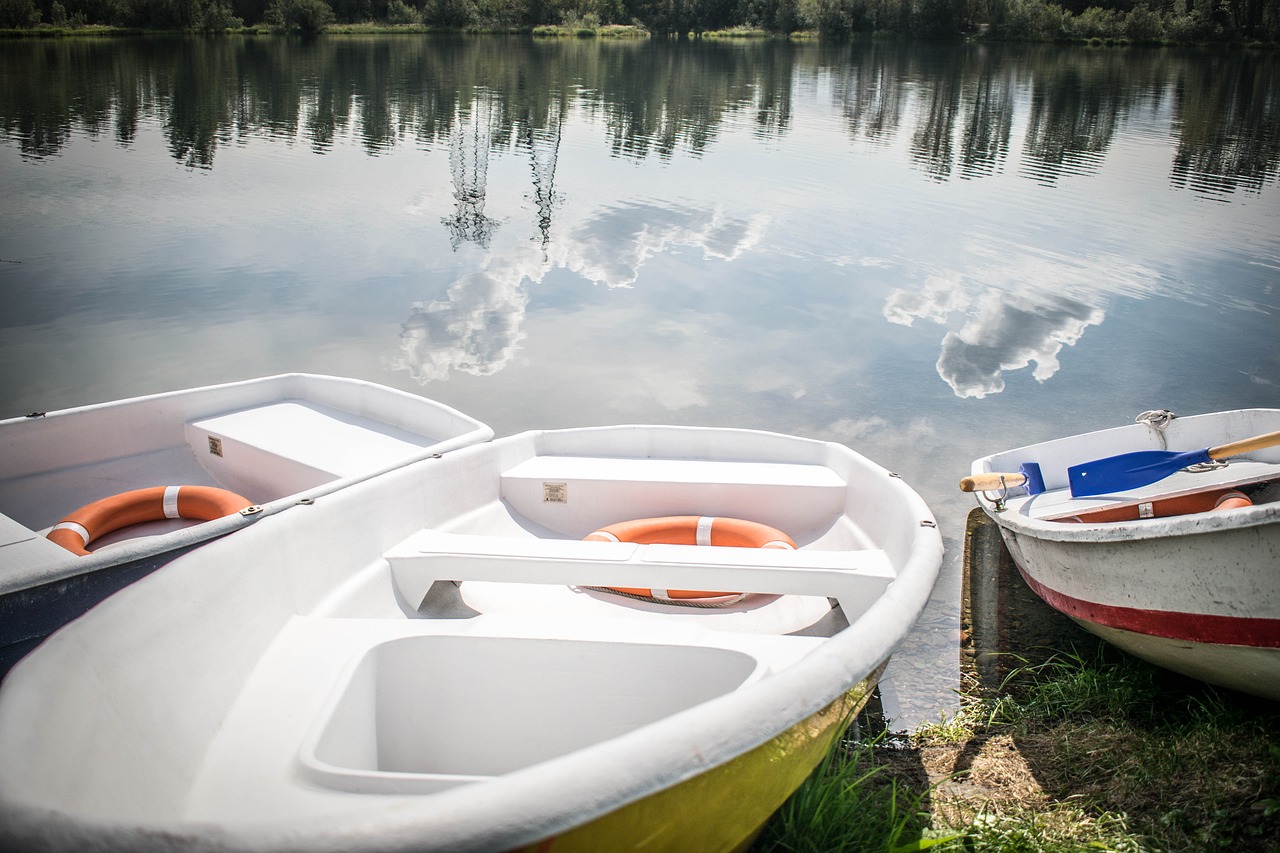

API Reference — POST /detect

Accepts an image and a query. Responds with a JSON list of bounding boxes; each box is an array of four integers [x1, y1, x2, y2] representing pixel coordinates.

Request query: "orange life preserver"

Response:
[[1059, 488, 1253, 524], [47, 485, 253, 556], [583, 515, 796, 604]]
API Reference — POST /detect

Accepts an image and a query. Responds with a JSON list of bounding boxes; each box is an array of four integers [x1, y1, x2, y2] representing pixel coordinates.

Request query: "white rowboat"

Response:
[[968, 409, 1280, 700], [0, 424, 942, 852], [0, 374, 492, 671]]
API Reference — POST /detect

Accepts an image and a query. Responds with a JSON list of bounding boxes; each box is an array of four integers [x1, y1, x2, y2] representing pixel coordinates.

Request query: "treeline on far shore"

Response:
[[0, 0, 1275, 43]]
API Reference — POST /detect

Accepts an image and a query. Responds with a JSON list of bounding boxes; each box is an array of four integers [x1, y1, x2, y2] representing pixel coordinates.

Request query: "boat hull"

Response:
[[517, 674, 879, 853], [970, 408, 1280, 701], [0, 545, 196, 674], [1002, 522, 1280, 699]]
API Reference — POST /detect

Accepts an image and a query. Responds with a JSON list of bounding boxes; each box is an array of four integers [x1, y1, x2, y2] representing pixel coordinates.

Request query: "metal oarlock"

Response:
[[984, 474, 1011, 512]]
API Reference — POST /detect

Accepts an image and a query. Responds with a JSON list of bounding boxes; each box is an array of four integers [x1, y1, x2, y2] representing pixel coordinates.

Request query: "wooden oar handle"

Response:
[[959, 472, 1027, 492], [1209, 429, 1280, 460]]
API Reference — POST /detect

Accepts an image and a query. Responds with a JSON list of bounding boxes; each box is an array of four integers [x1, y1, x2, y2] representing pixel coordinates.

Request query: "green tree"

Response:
[[551, 0, 624, 24], [265, 0, 334, 28], [384, 0, 420, 20], [626, 0, 693, 33], [329, 0, 371, 20], [229, 0, 271, 23], [745, 0, 799, 32], [424, 0, 473, 25], [1123, 2, 1164, 39], [198, 0, 243, 27], [913, 0, 966, 35], [797, 0, 853, 34], [118, 0, 206, 27], [474, 0, 522, 25], [0, 0, 39, 25]]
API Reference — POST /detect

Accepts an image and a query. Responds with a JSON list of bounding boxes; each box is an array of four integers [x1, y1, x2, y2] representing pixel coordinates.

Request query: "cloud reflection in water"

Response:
[[881, 246, 1161, 397], [389, 271, 530, 383], [390, 201, 768, 383], [554, 202, 769, 289], [935, 292, 1104, 399]]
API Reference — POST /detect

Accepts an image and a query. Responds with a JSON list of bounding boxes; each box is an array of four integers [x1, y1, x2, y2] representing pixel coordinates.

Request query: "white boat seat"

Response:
[[186, 402, 443, 500], [498, 455, 848, 539], [385, 531, 896, 623]]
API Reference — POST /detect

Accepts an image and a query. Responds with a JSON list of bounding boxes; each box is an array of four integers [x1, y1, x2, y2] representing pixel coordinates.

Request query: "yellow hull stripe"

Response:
[[517, 671, 882, 853]]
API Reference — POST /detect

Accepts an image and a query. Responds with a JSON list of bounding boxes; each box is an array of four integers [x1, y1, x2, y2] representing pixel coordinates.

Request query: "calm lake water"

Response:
[[2, 35, 1278, 726]]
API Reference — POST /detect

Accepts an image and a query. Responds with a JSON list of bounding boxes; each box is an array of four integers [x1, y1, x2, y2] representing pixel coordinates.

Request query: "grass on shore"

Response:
[[755, 647, 1280, 852]]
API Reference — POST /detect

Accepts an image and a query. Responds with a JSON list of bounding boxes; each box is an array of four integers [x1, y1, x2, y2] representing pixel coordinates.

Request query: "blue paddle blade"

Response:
[[1068, 447, 1213, 497], [1019, 462, 1046, 495]]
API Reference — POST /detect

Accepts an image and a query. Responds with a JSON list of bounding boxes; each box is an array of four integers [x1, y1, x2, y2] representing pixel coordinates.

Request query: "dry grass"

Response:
[[874, 654, 1280, 852], [758, 650, 1280, 852]]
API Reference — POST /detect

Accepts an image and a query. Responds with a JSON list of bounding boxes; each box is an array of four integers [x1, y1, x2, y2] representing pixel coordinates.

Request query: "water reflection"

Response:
[[525, 100, 564, 252], [958, 61, 1014, 180], [1172, 53, 1280, 196], [558, 201, 768, 289], [882, 240, 1166, 397], [3, 39, 1276, 197], [935, 293, 1104, 399], [391, 270, 529, 382], [1020, 52, 1124, 185], [828, 42, 907, 144], [388, 197, 768, 381], [887, 280, 1108, 400], [444, 99, 501, 249], [1, 37, 1277, 395]]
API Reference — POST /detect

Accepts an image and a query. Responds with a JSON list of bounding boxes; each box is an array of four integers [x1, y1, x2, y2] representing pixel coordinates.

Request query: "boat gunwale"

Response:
[[981, 498, 1280, 543]]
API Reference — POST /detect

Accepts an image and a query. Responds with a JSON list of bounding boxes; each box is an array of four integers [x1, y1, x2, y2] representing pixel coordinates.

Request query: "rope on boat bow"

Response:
[[1135, 409, 1177, 448], [1135, 409, 1227, 473]]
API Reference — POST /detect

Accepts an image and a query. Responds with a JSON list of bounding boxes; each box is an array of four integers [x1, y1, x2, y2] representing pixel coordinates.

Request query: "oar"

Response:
[[960, 462, 1046, 495], [1067, 429, 1280, 497]]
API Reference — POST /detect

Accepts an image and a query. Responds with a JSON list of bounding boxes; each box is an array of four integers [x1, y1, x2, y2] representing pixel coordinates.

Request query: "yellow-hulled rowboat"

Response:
[[0, 424, 942, 852]]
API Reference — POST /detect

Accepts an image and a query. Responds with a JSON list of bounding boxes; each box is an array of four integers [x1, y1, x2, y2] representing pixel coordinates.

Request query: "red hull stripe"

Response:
[[1015, 564, 1280, 649]]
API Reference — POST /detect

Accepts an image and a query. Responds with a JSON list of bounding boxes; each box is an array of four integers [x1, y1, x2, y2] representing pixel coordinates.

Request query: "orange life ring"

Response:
[[47, 485, 253, 556], [583, 515, 796, 604], [1059, 488, 1253, 524]]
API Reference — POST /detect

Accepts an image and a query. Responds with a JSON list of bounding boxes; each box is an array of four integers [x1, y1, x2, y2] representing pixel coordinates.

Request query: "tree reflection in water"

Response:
[[2, 38, 1274, 196]]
